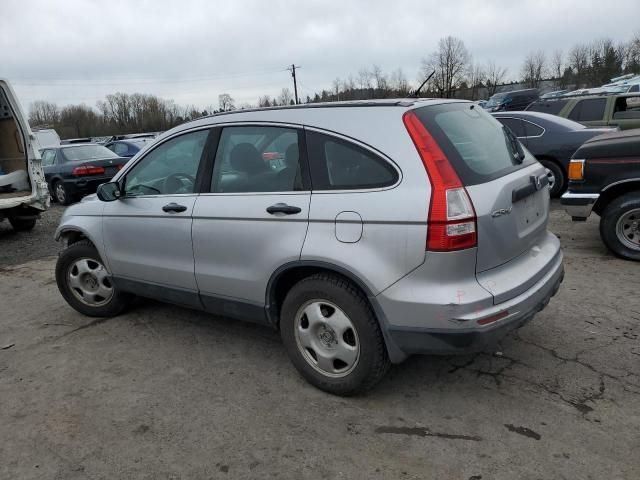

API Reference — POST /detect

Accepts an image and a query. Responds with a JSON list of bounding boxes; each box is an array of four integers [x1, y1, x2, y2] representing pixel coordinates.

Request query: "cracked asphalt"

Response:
[[0, 202, 638, 479]]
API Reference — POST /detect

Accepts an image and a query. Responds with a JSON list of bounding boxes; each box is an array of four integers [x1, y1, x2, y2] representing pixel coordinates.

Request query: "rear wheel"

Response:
[[8, 217, 36, 231], [280, 273, 390, 396], [538, 159, 565, 197], [56, 240, 133, 316], [599, 192, 640, 261], [54, 181, 73, 205]]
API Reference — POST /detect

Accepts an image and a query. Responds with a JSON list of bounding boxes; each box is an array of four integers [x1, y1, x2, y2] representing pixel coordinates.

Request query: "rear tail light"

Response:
[[72, 165, 105, 176], [403, 111, 477, 251], [568, 159, 585, 180]]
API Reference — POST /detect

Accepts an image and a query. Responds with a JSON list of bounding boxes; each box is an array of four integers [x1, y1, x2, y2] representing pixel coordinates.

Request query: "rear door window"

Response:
[[569, 98, 606, 122], [305, 131, 398, 190], [414, 103, 535, 185]]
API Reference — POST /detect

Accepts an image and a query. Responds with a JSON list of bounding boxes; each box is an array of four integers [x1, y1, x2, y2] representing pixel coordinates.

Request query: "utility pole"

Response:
[[288, 64, 301, 104]]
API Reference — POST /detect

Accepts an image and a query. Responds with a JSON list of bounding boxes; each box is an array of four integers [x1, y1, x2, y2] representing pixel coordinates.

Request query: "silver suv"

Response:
[[55, 100, 564, 395]]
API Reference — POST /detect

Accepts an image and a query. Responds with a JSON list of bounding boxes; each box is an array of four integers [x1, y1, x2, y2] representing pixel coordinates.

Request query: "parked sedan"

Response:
[[40, 144, 129, 205], [492, 111, 614, 196], [103, 138, 154, 158]]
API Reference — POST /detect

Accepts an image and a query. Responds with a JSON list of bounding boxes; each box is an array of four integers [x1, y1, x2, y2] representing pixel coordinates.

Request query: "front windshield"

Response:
[[485, 93, 507, 108], [62, 145, 119, 161]]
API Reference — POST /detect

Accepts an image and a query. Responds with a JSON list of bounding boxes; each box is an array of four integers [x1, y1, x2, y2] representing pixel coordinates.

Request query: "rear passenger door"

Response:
[[301, 129, 425, 294], [192, 124, 311, 316]]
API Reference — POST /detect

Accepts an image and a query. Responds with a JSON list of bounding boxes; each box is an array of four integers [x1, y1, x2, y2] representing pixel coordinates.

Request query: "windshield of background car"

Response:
[[61, 145, 119, 161], [485, 93, 508, 108], [414, 103, 535, 185]]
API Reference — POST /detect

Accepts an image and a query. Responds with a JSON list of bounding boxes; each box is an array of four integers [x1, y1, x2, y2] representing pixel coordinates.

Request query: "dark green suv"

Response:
[[526, 93, 640, 130]]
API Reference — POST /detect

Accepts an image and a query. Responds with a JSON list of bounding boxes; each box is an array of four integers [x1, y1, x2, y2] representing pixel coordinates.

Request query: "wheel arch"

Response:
[[594, 180, 640, 216], [55, 225, 110, 270], [266, 261, 408, 363]]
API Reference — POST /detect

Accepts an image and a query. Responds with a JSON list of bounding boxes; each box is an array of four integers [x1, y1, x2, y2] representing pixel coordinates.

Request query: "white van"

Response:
[[0, 79, 49, 231]]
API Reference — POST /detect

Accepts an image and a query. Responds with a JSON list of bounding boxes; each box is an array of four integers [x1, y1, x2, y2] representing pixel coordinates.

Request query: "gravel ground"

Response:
[[0, 204, 64, 267], [0, 201, 639, 479]]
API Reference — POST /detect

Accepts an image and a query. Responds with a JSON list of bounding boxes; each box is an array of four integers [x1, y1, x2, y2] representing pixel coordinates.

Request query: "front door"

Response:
[[192, 125, 310, 318], [102, 128, 212, 304]]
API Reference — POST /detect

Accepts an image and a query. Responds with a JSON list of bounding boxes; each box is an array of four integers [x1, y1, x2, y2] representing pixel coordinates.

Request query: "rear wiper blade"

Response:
[[503, 126, 525, 164]]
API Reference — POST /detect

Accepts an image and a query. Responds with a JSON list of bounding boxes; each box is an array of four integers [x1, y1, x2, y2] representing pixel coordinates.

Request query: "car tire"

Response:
[[280, 273, 390, 396], [539, 159, 565, 197], [54, 180, 73, 205], [56, 240, 134, 317], [599, 192, 640, 262], [8, 217, 36, 231]]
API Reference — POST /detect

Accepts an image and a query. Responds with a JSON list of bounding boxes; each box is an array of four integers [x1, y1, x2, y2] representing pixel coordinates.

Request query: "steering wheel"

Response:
[[163, 173, 195, 194]]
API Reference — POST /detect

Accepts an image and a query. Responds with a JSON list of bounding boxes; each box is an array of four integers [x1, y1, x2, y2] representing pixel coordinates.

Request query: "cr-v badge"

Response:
[[491, 206, 513, 218]]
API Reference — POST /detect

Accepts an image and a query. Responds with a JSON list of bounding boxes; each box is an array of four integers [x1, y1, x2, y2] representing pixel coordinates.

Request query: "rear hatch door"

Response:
[[414, 103, 557, 303]]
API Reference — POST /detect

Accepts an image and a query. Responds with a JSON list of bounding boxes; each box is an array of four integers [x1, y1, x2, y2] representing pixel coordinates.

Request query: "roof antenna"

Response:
[[409, 70, 435, 98]]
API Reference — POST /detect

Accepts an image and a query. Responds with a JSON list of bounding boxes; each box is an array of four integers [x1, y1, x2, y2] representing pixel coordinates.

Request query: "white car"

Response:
[[0, 79, 49, 231]]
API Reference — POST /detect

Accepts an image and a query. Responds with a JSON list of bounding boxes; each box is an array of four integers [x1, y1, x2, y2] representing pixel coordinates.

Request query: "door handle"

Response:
[[162, 202, 188, 213], [266, 203, 302, 215]]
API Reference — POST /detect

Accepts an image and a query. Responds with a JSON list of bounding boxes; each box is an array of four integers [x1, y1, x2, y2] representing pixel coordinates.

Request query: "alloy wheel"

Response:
[[294, 300, 360, 378], [67, 257, 114, 306], [55, 183, 66, 203]]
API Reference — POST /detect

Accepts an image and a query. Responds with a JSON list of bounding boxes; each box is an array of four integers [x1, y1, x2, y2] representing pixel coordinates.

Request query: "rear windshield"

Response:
[[414, 103, 535, 185], [61, 145, 119, 161]]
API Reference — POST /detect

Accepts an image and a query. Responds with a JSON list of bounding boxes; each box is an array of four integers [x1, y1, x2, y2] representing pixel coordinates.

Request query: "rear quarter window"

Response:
[[306, 131, 398, 190], [414, 103, 535, 185]]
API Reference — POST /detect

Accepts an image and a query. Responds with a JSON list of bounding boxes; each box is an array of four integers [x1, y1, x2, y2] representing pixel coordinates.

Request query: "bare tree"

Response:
[[521, 50, 547, 88], [357, 68, 372, 90], [466, 63, 485, 100], [421, 36, 470, 98], [218, 93, 235, 112], [551, 49, 564, 83], [371, 64, 389, 97], [278, 88, 294, 106], [29, 100, 59, 127], [485, 60, 507, 96], [390, 68, 410, 96], [569, 44, 589, 87], [625, 31, 640, 72], [58, 104, 99, 138], [331, 78, 342, 100]]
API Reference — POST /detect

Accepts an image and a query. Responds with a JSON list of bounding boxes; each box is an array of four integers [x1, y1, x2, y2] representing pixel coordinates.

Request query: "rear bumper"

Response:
[[561, 192, 599, 221], [64, 176, 113, 195], [375, 236, 564, 362]]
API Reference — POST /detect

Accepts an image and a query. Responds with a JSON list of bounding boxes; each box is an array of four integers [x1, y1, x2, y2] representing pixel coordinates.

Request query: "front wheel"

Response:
[[539, 159, 565, 198], [56, 240, 133, 316], [280, 273, 390, 396], [599, 192, 640, 261]]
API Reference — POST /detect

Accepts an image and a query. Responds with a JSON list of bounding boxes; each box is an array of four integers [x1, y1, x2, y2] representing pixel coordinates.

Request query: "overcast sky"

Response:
[[2, 0, 639, 112]]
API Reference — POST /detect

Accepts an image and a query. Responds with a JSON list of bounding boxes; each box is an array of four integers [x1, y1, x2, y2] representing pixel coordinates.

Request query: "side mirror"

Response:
[[97, 182, 122, 202]]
